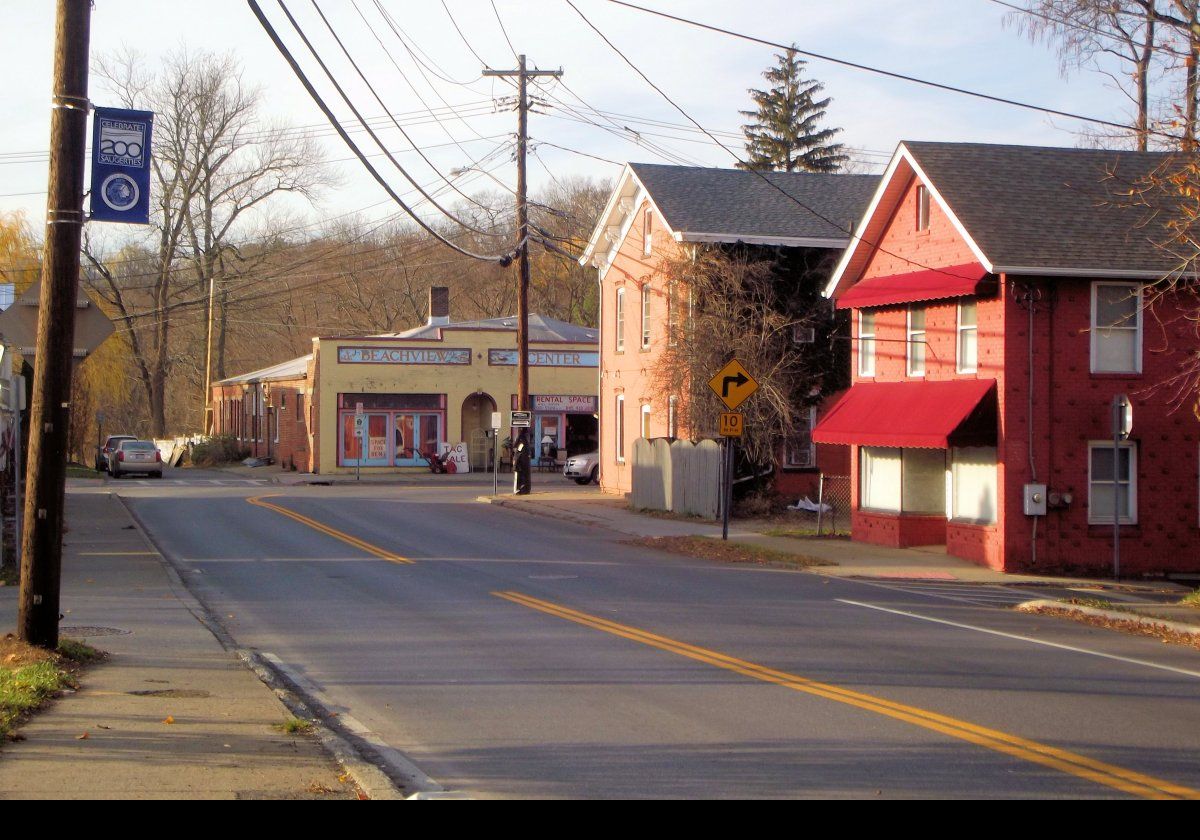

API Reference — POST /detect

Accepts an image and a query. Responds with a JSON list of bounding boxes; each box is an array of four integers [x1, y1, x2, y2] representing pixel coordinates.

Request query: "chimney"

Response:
[[427, 286, 450, 326]]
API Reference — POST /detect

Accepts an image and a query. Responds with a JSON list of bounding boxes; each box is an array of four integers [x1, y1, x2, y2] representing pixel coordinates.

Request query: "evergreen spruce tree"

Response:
[[738, 47, 847, 173]]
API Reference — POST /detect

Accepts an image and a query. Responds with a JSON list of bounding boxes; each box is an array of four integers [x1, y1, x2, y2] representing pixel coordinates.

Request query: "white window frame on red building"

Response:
[[1089, 281, 1143, 375]]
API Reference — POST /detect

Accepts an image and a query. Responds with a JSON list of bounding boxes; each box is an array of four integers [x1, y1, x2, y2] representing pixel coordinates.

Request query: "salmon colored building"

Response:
[[816, 141, 1200, 576], [580, 163, 878, 498]]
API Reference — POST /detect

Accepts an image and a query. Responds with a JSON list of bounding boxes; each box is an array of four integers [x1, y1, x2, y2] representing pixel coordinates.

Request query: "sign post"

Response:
[[354, 405, 364, 483], [491, 411, 502, 497], [708, 360, 759, 541], [1111, 393, 1132, 580]]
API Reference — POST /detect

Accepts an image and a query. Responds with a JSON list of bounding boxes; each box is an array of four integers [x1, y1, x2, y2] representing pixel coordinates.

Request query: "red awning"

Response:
[[812, 379, 996, 449], [835, 263, 993, 310]]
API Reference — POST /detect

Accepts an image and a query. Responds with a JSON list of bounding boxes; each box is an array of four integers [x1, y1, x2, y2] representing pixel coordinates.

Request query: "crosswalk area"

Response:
[[849, 578, 1041, 608]]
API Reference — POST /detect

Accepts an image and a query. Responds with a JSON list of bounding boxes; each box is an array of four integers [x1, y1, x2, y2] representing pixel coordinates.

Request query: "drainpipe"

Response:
[[1011, 276, 1044, 565]]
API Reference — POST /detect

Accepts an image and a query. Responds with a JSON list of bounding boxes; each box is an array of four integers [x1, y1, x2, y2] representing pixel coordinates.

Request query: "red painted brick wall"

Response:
[[842, 170, 1200, 576]]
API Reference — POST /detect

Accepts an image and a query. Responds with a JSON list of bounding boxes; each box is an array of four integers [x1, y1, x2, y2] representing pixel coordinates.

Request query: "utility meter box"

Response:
[[1024, 483, 1047, 516]]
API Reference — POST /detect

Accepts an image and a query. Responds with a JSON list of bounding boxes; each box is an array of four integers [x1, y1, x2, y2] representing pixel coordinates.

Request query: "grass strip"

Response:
[[1, 635, 103, 739]]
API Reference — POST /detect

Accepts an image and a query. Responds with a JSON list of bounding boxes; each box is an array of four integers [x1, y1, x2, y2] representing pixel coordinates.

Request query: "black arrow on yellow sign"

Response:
[[721, 372, 749, 397]]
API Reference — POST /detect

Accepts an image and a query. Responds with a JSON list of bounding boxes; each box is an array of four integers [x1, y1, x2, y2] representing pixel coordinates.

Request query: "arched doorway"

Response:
[[461, 392, 497, 471]]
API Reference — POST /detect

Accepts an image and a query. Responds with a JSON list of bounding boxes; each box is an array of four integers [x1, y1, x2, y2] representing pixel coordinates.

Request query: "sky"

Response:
[[0, 0, 1138, 246]]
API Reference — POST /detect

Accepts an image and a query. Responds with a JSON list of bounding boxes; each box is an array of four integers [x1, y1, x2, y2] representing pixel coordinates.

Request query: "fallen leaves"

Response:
[[161, 715, 175, 725]]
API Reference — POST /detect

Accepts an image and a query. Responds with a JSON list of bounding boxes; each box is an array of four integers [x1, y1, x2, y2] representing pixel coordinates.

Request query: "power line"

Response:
[[602, 0, 1185, 144], [309, 0, 506, 231], [563, 0, 985, 282], [248, 0, 516, 263]]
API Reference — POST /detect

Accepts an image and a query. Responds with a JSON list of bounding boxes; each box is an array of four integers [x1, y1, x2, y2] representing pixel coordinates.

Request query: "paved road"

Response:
[[112, 478, 1200, 799]]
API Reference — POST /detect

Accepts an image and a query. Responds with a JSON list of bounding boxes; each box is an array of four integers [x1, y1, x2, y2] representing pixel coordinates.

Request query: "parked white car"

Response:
[[563, 451, 599, 485], [108, 440, 163, 479]]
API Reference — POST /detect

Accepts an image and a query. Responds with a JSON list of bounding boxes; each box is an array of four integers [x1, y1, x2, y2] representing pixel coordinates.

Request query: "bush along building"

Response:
[[580, 162, 878, 499], [212, 287, 599, 475], [815, 141, 1200, 576]]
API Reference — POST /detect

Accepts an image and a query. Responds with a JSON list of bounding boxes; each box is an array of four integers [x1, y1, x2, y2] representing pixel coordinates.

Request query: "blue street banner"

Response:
[[89, 107, 153, 224]]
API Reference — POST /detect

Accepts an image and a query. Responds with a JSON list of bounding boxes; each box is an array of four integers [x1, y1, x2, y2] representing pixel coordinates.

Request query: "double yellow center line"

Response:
[[494, 590, 1198, 800], [247, 495, 413, 564]]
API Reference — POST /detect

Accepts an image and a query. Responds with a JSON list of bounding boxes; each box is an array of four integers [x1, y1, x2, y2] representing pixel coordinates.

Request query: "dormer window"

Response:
[[916, 185, 930, 232]]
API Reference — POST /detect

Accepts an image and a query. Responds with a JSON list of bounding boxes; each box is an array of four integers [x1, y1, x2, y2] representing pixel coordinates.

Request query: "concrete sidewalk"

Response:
[[483, 491, 1198, 605], [0, 491, 359, 800]]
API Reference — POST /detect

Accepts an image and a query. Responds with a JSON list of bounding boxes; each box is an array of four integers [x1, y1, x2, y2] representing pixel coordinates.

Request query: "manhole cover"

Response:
[[127, 689, 211, 699], [59, 626, 130, 637]]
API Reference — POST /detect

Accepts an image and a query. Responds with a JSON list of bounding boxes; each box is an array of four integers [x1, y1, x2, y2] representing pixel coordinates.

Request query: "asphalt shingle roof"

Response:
[[390, 314, 598, 344], [629, 163, 879, 243], [903, 141, 1187, 274]]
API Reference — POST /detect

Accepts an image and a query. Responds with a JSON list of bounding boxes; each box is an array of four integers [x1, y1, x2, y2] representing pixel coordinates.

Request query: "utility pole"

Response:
[[19, 0, 91, 649], [483, 55, 561, 495]]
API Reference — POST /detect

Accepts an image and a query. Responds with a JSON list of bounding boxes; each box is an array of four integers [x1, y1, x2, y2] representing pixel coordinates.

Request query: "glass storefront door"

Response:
[[340, 412, 390, 467]]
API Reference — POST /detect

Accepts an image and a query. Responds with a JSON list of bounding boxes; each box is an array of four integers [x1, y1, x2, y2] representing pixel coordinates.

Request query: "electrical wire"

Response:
[[564, 0, 985, 281], [603, 0, 1186, 144], [310, 0, 507, 231], [248, 0, 516, 263]]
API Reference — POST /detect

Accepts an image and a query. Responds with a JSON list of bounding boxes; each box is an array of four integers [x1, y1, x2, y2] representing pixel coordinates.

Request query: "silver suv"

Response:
[[563, 451, 599, 485]]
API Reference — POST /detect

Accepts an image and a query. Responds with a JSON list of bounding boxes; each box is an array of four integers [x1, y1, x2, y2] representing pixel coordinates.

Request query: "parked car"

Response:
[[563, 450, 599, 485], [108, 440, 163, 479], [95, 435, 138, 473]]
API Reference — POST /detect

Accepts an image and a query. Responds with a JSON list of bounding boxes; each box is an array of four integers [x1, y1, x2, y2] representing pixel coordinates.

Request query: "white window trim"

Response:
[[641, 283, 651, 349], [615, 395, 626, 463], [1087, 440, 1137, 525], [916, 185, 930, 232], [615, 287, 625, 352], [858, 310, 876, 377], [1089, 281, 1143, 374], [641, 403, 652, 439], [957, 301, 978, 374], [785, 406, 818, 468], [642, 207, 653, 257], [907, 307, 926, 378]]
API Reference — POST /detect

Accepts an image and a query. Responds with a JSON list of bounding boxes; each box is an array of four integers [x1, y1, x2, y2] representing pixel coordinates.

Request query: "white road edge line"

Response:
[[835, 598, 1200, 680], [259, 652, 451, 796]]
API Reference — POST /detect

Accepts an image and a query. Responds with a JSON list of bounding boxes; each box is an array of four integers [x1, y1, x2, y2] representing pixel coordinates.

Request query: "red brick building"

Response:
[[816, 142, 1200, 576], [211, 354, 311, 470], [580, 163, 877, 498]]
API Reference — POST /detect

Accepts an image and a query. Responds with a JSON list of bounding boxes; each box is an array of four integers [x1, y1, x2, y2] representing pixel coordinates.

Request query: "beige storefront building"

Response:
[[308, 304, 599, 475]]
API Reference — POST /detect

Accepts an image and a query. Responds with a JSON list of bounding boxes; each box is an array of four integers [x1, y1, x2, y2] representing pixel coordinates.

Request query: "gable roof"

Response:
[[387, 313, 598, 344], [580, 162, 879, 269], [629, 163, 879, 246], [217, 354, 310, 386], [827, 141, 1192, 298]]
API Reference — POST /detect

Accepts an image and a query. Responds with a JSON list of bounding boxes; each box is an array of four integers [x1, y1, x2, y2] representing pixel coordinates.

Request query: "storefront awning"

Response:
[[834, 263, 993, 310], [813, 379, 996, 449]]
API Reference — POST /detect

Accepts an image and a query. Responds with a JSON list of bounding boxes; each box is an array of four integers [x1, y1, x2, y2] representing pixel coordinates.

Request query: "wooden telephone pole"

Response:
[[19, 0, 92, 648], [483, 56, 561, 494]]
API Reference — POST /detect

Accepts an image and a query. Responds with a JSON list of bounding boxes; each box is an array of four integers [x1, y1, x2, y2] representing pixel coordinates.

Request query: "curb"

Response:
[[1016, 598, 1200, 638], [480, 495, 610, 530], [113, 492, 417, 801]]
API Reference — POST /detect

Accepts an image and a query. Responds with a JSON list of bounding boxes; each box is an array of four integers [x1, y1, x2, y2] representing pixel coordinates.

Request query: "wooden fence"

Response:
[[630, 438, 722, 520]]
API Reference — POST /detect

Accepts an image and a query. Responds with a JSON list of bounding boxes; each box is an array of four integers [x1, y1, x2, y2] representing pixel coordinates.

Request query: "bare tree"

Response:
[[1007, 1, 1161, 150], [651, 246, 844, 468], [83, 48, 329, 436]]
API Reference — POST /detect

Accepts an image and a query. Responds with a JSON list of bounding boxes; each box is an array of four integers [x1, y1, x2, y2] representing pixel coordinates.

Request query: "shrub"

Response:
[[189, 435, 245, 467]]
